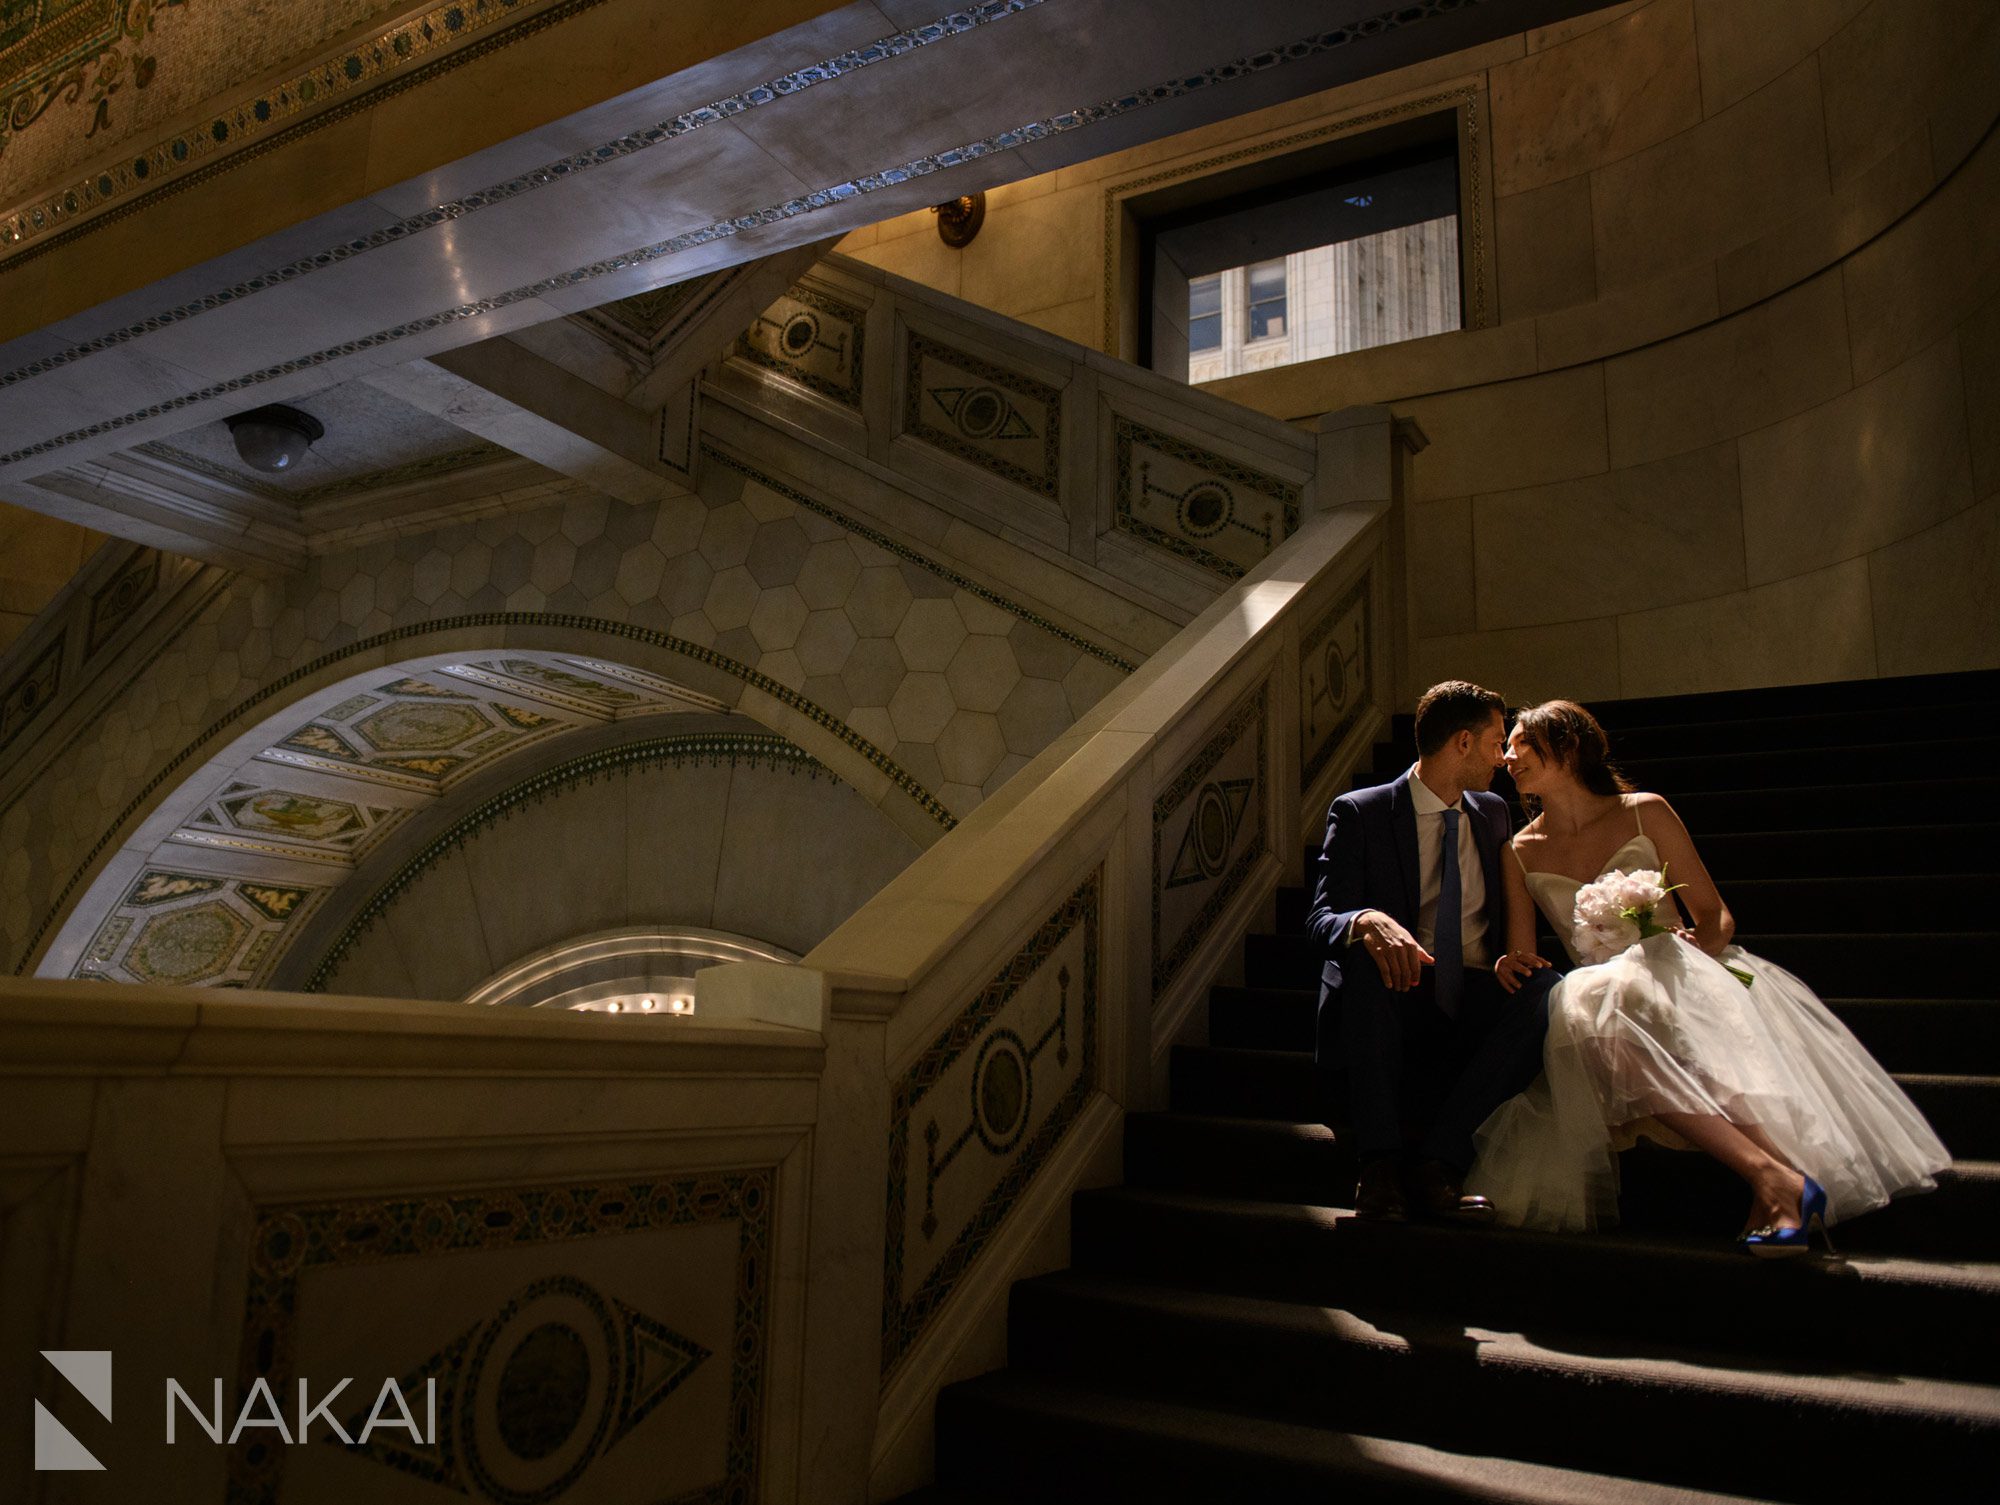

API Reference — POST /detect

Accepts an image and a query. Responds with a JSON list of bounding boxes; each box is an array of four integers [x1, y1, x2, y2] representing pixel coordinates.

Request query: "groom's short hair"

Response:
[[1415, 680, 1505, 756]]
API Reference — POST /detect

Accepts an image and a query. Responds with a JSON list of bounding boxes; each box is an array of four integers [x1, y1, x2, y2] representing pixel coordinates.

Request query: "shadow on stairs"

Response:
[[905, 669, 2000, 1503]]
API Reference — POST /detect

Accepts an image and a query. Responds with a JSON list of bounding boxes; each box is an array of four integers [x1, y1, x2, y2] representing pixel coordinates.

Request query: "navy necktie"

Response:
[[1436, 807, 1464, 1017]]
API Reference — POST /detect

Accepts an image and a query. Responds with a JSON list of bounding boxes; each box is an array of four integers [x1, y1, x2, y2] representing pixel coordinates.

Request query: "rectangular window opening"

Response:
[[1138, 122, 1464, 385]]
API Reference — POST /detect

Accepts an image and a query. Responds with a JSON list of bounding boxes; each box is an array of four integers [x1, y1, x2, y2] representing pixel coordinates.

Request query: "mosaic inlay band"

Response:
[[0, 1, 1043, 385], [0, 0, 1490, 468]]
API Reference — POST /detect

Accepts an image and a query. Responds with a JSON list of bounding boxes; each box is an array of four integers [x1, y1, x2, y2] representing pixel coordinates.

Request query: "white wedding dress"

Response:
[[1467, 811, 1951, 1233]]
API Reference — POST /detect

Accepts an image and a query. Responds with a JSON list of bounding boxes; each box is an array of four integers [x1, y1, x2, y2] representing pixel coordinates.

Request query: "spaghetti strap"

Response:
[[1510, 840, 1530, 877], [1633, 799, 1645, 839]]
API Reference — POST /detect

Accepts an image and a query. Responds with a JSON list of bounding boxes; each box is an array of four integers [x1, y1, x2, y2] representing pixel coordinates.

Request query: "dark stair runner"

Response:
[[913, 669, 2000, 1502]]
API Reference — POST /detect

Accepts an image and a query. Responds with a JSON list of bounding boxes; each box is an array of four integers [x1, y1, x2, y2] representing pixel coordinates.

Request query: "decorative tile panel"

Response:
[[83, 547, 159, 656], [1113, 418, 1301, 580], [171, 782, 404, 868], [230, 1167, 772, 1505], [735, 282, 867, 406], [260, 674, 575, 791], [901, 332, 1062, 499], [0, 633, 61, 753], [1299, 570, 1371, 791], [882, 869, 1099, 1376], [1152, 684, 1267, 993], [78, 866, 324, 987]]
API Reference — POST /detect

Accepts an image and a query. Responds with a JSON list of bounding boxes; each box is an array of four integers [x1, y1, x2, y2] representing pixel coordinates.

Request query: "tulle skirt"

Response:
[[1466, 932, 1951, 1232]]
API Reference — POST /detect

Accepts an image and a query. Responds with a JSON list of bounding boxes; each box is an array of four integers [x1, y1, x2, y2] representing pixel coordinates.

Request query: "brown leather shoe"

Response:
[[1354, 1158, 1408, 1222], [1409, 1159, 1496, 1224]]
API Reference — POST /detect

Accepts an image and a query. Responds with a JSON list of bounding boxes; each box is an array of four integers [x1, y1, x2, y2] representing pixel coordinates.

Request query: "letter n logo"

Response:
[[36, 1350, 111, 1471]]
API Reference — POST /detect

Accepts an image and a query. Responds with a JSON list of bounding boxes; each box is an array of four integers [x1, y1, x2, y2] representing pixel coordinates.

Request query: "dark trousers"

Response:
[[1315, 963, 1555, 1174]]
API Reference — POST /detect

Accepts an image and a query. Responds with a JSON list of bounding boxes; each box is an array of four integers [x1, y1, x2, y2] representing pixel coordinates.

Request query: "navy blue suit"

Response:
[[1308, 774, 1554, 1173]]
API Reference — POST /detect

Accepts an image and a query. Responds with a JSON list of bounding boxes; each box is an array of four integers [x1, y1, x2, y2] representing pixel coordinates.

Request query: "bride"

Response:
[[1467, 700, 1950, 1251]]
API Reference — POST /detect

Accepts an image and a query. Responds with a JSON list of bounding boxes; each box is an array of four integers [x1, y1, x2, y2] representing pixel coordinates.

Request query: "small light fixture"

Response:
[[226, 404, 324, 472], [931, 191, 985, 248]]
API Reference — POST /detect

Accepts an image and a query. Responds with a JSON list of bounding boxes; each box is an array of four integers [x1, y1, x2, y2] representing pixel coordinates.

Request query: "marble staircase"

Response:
[[909, 667, 2000, 1503]]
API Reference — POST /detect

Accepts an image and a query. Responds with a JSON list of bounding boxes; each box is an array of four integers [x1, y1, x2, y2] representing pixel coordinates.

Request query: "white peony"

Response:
[[1573, 867, 1674, 965]]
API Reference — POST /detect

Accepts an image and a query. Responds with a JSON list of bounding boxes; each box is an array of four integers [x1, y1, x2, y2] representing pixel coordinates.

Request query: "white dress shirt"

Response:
[[1406, 767, 1491, 967]]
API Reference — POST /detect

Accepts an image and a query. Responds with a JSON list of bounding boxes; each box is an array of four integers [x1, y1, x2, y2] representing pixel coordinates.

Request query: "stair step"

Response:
[[1124, 1112, 1999, 1260], [1578, 668, 2000, 731], [1667, 779, 2000, 833], [1608, 702, 2000, 757], [1275, 871, 2000, 965], [1205, 984, 2000, 1076], [1169, 1044, 1997, 1158], [936, 1369, 1776, 1505], [1068, 1189, 2000, 1386], [1004, 1272, 2000, 1503], [1241, 931, 1994, 997]]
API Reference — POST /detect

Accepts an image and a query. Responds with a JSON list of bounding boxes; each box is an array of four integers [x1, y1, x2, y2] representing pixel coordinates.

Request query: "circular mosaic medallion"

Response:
[[972, 1028, 1031, 1154], [779, 311, 819, 356], [495, 1322, 592, 1462], [955, 387, 1007, 439], [462, 1276, 619, 1504], [1190, 784, 1234, 878], [1178, 483, 1233, 538]]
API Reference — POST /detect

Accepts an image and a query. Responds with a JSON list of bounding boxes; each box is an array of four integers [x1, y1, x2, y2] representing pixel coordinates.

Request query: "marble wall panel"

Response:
[[1299, 581, 1370, 793], [1110, 417, 1301, 581], [1867, 497, 2000, 678], [1588, 56, 1830, 292], [1495, 175, 1597, 321], [1962, 285, 2000, 505], [1487, 0, 1703, 197], [1840, 126, 2000, 385], [1604, 268, 1851, 468], [882, 869, 1098, 1377], [1473, 441, 1745, 630], [960, 184, 1103, 319], [1408, 497, 1476, 639], [1692, 0, 1867, 114], [1615, 557, 1877, 698], [1738, 334, 1974, 586], [1401, 365, 1609, 500], [1816, 0, 2000, 188], [1412, 615, 1623, 707], [900, 332, 1065, 501], [1153, 684, 1267, 993], [734, 282, 868, 408], [378, 846, 496, 1003]]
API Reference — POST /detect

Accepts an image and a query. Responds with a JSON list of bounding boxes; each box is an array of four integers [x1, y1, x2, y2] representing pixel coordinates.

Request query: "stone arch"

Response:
[[34, 619, 954, 986]]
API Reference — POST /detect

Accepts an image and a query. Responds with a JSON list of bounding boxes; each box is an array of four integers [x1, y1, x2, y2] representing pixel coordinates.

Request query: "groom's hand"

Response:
[[1495, 951, 1552, 994], [1353, 911, 1433, 991]]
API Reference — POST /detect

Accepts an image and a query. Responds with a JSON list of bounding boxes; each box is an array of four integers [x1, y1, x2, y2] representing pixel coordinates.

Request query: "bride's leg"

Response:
[[1651, 1110, 1805, 1234]]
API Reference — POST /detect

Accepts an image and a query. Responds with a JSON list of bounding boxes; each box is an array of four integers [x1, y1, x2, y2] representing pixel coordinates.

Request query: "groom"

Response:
[[1309, 680, 1555, 1222]]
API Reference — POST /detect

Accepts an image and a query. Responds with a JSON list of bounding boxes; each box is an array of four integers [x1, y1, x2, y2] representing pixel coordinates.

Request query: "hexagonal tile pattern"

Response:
[[998, 677, 1072, 756], [936, 710, 1005, 787], [945, 634, 1022, 713], [699, 502, 757, 569], [848, 566, 913, 638], [746, 517, 811, 588], [888, 672, 954, 743], [749, 587, 809, 652], [895, 598, 967, 673], [615, 544, 667, 605], [797, 540, 862, 608], [703, 567, 760, 631], [1008, 618, 1084, 680], [797, 609, 858, 676], [842, 638, 905, 708]]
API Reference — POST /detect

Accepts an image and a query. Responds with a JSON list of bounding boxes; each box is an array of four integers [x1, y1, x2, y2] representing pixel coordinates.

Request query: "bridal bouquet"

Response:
[[1573, 866, 1753, 985]]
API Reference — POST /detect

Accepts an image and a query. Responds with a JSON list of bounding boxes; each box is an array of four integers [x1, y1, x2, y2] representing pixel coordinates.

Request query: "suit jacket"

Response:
[[1307, 774, 1512, 994]]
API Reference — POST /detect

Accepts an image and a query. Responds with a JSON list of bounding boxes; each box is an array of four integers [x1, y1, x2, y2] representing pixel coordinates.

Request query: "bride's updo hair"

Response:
[[1514, 700, 1636, 797]]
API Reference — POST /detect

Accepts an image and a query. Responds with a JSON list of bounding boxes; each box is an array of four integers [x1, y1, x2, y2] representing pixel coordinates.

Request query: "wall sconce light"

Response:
[[932, 192, 985, 248], [226, 404, 323, 472]]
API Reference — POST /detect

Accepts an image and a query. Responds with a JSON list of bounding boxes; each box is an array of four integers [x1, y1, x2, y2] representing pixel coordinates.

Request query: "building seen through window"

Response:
[[1141, 124, 1464, 385]]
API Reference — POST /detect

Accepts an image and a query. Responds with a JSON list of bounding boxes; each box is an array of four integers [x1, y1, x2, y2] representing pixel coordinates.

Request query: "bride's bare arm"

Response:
[[1639, 794, 1735, 954], [1494, 833, 1550, 992]]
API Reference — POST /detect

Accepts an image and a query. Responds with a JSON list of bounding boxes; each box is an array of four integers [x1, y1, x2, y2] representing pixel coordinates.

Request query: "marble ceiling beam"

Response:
[[362, 339, 684, 506], [0, 0, 1611, 508]]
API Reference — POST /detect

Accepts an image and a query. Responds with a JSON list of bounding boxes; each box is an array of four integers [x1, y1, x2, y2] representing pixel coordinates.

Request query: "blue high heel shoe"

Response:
[[1740, 1174, 1837, 1258]]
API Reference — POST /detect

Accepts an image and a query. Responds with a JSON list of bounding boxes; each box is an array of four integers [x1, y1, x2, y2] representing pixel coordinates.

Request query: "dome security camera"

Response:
[[225, 405, 324, 472]]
